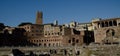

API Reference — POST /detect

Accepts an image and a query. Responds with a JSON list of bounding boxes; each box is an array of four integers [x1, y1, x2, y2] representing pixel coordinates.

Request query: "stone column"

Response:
[[112, 20, 113, 26], [98, 22, 102, 28], [108, 21, 110, 27]]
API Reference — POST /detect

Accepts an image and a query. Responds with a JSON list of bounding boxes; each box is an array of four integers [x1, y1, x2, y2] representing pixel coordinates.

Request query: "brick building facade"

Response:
[[19, 24, 44, 38], [18, 11, 84, 47], [10, 11, 95, 47]]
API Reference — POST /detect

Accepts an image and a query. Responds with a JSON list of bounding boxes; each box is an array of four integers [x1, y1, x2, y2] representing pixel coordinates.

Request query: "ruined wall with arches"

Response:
[[93, 18, 120, 43], [94, 27, 120, 43]]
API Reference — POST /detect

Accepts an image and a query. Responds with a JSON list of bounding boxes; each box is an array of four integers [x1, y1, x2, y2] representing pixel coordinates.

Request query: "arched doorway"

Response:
[[103, 29, 115, 44], [106, 29, 115, 37]]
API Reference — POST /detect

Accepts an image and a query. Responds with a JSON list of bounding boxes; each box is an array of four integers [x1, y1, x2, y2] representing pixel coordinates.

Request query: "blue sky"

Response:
[[0, 0, 120, 27]]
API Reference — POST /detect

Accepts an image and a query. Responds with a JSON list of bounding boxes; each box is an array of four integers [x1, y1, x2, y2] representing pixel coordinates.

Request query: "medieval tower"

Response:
[[36, 11, 43, 24]]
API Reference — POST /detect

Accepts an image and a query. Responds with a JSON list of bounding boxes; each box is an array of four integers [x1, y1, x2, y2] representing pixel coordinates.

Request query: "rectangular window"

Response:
[[68, 40, 71, 43], [72, 38, 75, 42], [76, 39, 79, 43], [36, 30, 39, 32]]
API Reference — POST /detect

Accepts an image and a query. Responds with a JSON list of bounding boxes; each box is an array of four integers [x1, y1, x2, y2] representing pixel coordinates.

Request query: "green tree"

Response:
[[0, 23, 5, 31], [18, 22, 32, 26]]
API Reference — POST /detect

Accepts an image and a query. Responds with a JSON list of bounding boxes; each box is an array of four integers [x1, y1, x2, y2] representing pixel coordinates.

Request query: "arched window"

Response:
[[39, 43, 41, 46], [101, 22, 104, 27], [113, 20, 117, 26], [48, 43, 51, 47], [72, 38, 75, 42], [44, 43, 46, 47], [105, 22, 108, 27], [39, 40, 41, 42], [76, 39, 79, 43], [68, 40, 71, 43], [109, 21, 112, 26]]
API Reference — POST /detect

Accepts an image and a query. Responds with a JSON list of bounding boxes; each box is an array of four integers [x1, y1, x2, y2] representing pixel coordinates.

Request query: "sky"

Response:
[[0, 0, 120, 27]]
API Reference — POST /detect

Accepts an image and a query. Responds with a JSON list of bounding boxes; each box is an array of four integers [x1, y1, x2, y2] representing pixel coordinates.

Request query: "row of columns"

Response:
[[98, 20, 117, 28]]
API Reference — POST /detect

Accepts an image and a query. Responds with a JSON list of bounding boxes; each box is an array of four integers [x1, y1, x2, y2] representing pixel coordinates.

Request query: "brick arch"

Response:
[[106, 29, 115, 37], [102, 29, 116, 44]]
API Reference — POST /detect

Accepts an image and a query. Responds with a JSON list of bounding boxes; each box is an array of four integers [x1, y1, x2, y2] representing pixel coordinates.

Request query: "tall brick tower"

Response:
[[36, 11, 43, 24]]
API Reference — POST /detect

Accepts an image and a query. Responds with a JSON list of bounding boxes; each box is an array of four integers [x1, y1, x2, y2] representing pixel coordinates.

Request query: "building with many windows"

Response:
[[17, 11, 85, 47], [44, 23, 62, 37], [19, 24, 44, 38], [1, 11, 120, 47]]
